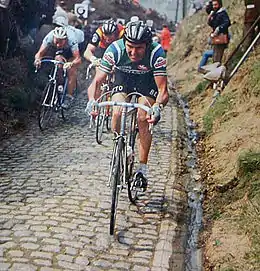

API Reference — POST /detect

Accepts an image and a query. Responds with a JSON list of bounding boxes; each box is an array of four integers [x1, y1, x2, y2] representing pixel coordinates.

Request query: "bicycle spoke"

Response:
[[110, 137, 124, 235], [127, 109, 139, 204], [38, 82, 55, 131], [96, 106, 106, 144]]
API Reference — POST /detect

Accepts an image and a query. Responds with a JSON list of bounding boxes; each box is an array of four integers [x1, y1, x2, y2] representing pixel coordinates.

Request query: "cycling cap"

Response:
[[102, 19, 117, 34], [124, 21, 152, 44], [53, 27, 67, 39], [53, 15, 69, 27]]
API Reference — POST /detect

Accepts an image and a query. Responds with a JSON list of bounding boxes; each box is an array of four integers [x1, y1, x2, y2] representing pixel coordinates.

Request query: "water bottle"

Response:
[[58, 85, 63, 93]]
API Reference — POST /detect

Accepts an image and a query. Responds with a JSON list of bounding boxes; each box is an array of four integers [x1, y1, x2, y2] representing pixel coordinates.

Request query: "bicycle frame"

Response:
[[36, 59, 68, 130], [39, 59, 68, 107], [94, 97, 152, 235]]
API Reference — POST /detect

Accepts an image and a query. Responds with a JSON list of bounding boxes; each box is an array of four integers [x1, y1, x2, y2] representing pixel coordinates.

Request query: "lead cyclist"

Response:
[[87, 21, 169, 191]]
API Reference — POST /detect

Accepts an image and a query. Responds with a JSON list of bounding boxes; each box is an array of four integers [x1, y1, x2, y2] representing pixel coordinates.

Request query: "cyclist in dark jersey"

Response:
[[84, 19, 124, 66], [87, 21, 169, 190]]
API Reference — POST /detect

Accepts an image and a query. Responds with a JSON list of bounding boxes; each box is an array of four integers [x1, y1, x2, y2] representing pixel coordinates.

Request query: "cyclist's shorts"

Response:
[[112, 70, 158, 100], [55, 48, 73, 60], [94, 47, 106, 59]]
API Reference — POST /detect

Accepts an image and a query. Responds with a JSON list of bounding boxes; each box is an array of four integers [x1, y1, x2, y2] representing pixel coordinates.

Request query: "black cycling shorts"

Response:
[[55, 48, 73, 60], [112, 69, 158, 100]]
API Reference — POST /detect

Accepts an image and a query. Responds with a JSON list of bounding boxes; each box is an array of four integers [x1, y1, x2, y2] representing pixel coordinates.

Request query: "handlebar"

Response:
[[40, 59, 65, 65], [95, 101, 152, 115], [34, 59, 66, 74], [91, 101, 153, 132]]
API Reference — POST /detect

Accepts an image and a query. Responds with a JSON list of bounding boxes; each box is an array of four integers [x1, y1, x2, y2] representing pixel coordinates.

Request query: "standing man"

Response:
[[207, 0, 231, 63], [87, 21, 169, 190]]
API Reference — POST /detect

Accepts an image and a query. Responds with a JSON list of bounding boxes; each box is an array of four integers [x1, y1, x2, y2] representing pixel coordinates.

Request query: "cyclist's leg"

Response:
[[111, 70, 130, 133], [66, 62, 77, 96], [111, 92, 127, 133], [137, 95, 155, 165], [135, 75, 158, 176]]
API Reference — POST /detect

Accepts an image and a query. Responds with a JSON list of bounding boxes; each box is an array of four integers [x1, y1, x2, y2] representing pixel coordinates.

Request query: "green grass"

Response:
[[236, 151, 260, 268], [195, 80, 209, 94], [238, 151, 260, 177], [248, 61, 260, 97], [203, 93, 233, 134]]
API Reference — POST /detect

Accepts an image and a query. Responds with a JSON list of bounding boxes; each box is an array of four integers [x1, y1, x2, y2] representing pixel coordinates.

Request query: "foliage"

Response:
[[238, 151, 260, 178], [195, 80, 208, 94], [203, 93, 233, 134]]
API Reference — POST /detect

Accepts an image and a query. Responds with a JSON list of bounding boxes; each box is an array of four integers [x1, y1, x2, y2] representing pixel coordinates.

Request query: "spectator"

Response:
[[198, 46, 214, 73], [160, 24, 172, 55], [207, 0, 231, 63], [243, 0, 260, 49]]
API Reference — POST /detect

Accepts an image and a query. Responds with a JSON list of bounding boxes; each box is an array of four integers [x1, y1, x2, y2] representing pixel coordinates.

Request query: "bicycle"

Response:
[[91, 93, 153, 235], [36, 59, 68, 131], [86, 62, 95, 81], [94, 74, 115, 144]]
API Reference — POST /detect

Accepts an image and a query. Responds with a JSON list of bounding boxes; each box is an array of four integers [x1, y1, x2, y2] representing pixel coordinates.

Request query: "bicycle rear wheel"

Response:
[[38, 82, 55, 130], [127, 109, 139, 203], [110, 137, 124, 235]]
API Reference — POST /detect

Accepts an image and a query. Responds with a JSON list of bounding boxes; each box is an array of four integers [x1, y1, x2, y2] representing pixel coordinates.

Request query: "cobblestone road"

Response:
[[0, 90, 186, 271]]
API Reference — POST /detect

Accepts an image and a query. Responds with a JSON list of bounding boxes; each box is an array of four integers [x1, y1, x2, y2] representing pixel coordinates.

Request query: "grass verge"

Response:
[[203, 93, 234, 135]]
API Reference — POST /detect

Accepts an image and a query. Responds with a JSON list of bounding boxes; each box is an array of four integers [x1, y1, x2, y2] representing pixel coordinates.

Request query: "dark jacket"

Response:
[[208, 7, 231, 34]]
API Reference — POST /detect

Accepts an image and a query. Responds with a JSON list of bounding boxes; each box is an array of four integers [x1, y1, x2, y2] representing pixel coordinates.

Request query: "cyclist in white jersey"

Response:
[[34, 17, 83, 107]]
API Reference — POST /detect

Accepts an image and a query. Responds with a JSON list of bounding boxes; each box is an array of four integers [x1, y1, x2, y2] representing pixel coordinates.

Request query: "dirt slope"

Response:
[[168, 0, 260, 270]]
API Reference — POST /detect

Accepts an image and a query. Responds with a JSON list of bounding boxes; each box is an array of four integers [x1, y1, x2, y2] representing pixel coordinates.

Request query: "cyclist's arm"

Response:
[[83, 43, 96, 62], [34, 44, 48, 60], [88, 69, 108, 100], [154, 75, 169, 107]]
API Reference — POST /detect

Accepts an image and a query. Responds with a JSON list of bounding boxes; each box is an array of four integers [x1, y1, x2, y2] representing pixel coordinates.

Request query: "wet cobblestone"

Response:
[[0, 90, 185, 270]]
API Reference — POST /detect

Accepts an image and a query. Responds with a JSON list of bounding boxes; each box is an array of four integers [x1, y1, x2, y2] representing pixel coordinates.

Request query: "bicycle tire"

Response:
[[38, 82, 55, 130], [105, 105, 112, 131], [110, 137, 124, 235], [96, 95, 107, 144], [56, 89, 65, 120], [127, 109, 139, 203]]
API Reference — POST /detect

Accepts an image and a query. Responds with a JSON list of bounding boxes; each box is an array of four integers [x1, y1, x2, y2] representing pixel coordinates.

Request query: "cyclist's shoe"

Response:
[[62, 94, 74, 109], [133, 171, 148, 192]]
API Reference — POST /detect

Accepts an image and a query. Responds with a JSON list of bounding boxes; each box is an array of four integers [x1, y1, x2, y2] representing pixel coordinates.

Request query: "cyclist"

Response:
[[34, 24, 82, 108], [87, 21, 169, 191], [84, 19, 125, 67]]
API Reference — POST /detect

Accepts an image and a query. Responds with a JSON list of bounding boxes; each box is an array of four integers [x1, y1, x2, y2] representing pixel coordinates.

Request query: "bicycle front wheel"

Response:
[[38, 82, 55, 130], [127, 109, 139, 203], [110, 137, 124, 235]]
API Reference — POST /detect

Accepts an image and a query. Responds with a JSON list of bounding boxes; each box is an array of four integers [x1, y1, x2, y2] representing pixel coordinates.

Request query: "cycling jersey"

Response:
[[90, 24, 125, 49], [99, 39, 167, 77], [99, 39, 167, 100], [42, 28, 80, 52]]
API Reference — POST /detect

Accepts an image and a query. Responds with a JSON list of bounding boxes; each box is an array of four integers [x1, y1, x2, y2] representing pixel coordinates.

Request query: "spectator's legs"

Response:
[[199, 49, 214, 68], [213, 45, 226, 63]]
